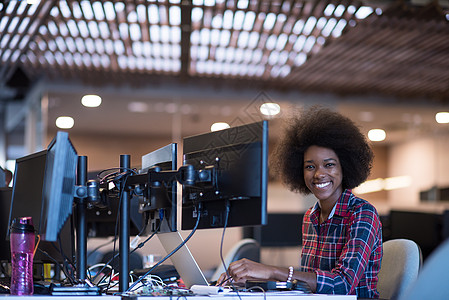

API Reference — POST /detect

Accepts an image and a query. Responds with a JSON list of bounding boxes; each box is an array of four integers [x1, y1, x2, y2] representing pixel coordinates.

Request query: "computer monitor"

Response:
[[85, 196, 141, 238], [0, 187, 13, 261], [389, 210, 443, 260], [181, 121, 268, 230], [140, 143, 177, 234], [6, 150, 73, 263], [40, 131, 78, 242], [243, 213, 304, 247]]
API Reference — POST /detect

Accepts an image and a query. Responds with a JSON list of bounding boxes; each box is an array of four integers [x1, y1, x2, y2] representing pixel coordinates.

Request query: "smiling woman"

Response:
[[217, 105, 382, 299]]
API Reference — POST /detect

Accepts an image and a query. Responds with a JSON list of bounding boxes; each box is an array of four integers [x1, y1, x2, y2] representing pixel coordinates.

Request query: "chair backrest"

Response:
[[377, 239, 422, 300], [210, 238, 260, 282], [399, 237, 449, 300]]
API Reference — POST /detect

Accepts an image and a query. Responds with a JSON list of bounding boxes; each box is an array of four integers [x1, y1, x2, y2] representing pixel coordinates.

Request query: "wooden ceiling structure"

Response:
[[0, 0, 448, 104]]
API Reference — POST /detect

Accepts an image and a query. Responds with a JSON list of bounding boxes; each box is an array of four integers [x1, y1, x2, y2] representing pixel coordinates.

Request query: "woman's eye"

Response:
[[326, 163, 335, 167], [305, 165, 314, 170]]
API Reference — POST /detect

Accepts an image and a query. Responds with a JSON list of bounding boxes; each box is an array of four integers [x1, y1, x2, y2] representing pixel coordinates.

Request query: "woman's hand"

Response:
[[216, 258, 279, 285]]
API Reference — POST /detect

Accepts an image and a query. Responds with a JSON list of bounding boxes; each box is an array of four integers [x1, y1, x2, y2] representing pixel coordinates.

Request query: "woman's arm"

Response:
[[217, 258, 318, 292]]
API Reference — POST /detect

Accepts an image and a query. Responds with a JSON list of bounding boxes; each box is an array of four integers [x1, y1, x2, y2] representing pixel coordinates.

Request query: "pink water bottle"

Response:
[[10, 217, 35, 295]]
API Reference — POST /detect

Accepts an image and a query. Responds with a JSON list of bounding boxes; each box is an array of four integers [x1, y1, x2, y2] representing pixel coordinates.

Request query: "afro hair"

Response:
[[271, 105, 374, 194]]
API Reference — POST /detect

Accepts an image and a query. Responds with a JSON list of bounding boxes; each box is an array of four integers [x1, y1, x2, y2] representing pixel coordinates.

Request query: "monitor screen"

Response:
[[140, 143, 177, 234], [181, 121, 268, 230], [40, 131, 78, 242], [6, 150, 73, 263]]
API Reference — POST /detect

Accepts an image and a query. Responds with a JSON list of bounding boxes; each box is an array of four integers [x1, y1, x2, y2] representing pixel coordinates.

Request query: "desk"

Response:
[[132, 294, 357, 300], [0, 293, 357, 300]]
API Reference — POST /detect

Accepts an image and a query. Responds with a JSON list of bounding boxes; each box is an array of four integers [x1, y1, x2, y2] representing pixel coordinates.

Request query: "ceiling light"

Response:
[[211, 122, 230, 132], [56, 116, 74, 129], [260, 102, 281, 116], [368, 129, 386, 142], [81, 94, 102, 107], [435, 112, 449, 124]]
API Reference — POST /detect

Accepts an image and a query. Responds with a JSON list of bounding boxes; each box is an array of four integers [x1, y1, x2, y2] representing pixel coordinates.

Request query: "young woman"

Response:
[[218, 106, 383, 298]]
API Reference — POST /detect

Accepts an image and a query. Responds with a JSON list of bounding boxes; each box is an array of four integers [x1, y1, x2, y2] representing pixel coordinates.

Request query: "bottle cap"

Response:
[[10, 217, 35, 234]]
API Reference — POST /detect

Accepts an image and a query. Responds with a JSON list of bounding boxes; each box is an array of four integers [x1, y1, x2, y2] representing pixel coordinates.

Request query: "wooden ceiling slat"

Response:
[[0, 0, 57, 84], [180, 0, 192, 78], [0, 1, 21, 50], [0, 0, 447, 102]]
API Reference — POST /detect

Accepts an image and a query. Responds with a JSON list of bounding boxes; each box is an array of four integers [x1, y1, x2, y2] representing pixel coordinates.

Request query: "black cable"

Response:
[[97, 167, 138, 185], [36, 248, 76, 285], [94, 171, 160, 293], [93, 212, 162, 285], [124, 203, 203, 294], [130, 210, 163, 254], [136, 211, 150, 237], [219, 200, 242, 300], [56, 236, 77, 282], [219, 200, 231, 279]]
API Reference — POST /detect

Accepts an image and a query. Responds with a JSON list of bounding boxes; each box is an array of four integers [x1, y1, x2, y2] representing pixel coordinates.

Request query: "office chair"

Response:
[[377, 239, 422, 300], [398, 237, 449, 300], [210, 238, 260, 282]]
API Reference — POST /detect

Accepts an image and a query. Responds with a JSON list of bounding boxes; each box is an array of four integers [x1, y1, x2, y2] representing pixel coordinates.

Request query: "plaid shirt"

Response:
[[300, 189, 383, 298]]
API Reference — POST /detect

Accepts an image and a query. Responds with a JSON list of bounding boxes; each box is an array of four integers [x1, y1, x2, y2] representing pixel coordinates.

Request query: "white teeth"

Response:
[[316, 182, 330, 188]]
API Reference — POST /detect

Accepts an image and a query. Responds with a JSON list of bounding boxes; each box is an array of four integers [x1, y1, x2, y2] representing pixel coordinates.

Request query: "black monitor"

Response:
[[85, 195, 141, 238], [389, 210, 443, 260], [244, 213, 304, 247], [181, 121, 268, 230], [0, 187, 13, 261], [139, 143, 177, 234], [5, 150, 73, 263], [40, 131, 78, 242]]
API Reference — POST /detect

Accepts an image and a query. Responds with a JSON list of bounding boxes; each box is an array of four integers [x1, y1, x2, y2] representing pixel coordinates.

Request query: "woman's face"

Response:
[[303, 145, 343, 204]]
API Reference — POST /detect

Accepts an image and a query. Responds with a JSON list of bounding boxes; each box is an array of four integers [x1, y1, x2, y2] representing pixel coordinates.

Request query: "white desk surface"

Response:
[[136, 294, 356, 300], [0, 293, 357, 299]]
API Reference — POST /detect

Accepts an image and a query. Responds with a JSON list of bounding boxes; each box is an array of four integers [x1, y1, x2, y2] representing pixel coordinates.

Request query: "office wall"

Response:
[[46, 130, 174, 172], [388, 133, 449, 208]]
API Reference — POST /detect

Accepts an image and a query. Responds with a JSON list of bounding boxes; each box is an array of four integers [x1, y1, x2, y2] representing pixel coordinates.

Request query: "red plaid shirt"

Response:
[[300, 189, 383, 298]]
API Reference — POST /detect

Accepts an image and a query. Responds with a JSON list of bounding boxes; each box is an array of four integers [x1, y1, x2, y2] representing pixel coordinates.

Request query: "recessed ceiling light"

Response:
[[81, 94, 102, 107], [211, 122, 230, 132], [368, 129, 386, 142], [56, 116, 74, 129], [260, 102, 280, 116], [435, 112, 449, 124]]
